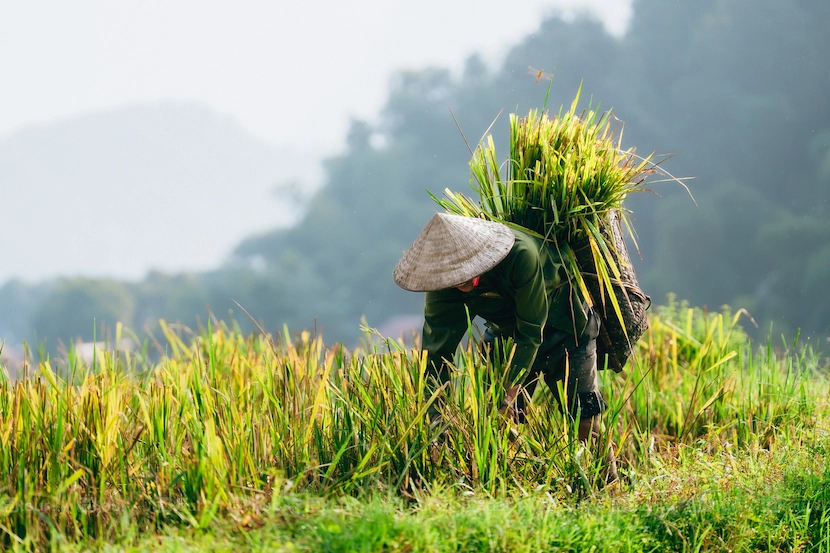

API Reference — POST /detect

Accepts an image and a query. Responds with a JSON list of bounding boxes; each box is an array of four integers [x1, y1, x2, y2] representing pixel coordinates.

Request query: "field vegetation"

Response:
[[0, 298, 828, 551]]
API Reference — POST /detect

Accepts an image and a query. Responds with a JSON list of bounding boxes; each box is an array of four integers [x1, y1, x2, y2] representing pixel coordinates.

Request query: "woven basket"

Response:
[[572, 211, 650, 372]]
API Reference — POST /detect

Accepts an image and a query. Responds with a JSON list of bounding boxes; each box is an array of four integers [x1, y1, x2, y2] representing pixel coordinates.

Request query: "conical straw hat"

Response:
[[393, 213, 515, 292]]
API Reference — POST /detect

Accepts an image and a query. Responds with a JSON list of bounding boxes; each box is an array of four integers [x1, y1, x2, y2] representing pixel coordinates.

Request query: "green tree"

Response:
[[11, 0, 830, 347], [31, 278, 135, 346]]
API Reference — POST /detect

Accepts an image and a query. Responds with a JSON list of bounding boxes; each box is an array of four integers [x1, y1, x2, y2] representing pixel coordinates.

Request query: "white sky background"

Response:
[[0, 0, 631, 282], [1, 0, 631, 153]]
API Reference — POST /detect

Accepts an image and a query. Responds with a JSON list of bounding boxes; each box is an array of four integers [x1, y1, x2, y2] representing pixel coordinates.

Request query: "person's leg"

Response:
[[543, 342, 605, 434], [542, 310, 604, 418], [544, 312, 618, 483]]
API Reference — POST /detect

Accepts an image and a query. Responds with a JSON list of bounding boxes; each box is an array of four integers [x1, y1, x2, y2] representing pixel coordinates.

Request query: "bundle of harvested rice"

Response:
[[434, 87, 657, 370]]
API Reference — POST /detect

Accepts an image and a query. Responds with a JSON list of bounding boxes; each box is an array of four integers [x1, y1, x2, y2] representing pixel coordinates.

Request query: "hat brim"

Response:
[[393, 213, 515, 292]]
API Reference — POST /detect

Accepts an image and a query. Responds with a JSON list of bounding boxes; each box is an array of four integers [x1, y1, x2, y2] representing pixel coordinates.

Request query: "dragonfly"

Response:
[[528, 66, 554, 83]]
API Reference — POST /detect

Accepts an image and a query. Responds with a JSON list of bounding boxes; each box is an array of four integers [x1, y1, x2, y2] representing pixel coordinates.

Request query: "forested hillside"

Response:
[[3, 0, 828, 351]]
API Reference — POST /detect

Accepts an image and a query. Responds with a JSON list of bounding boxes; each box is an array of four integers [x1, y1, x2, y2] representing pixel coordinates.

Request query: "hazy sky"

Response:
[[0, 1, 631, 283], [1, 1, 631, 154]]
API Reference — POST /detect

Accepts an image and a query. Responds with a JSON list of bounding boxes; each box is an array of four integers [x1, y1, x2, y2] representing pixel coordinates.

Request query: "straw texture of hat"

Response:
[[393, 213, 515, 292]]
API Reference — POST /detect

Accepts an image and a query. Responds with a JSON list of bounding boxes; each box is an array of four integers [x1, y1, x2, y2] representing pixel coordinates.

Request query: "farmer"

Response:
[[394, 212, 616, 479]]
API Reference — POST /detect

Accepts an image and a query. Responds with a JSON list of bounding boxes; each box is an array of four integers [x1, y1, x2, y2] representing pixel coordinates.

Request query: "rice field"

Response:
[[0, 297, 828, 551]]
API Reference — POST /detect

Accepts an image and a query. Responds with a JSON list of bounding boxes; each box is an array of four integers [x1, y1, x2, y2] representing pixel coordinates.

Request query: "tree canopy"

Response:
[[4, 0, 829, 350]]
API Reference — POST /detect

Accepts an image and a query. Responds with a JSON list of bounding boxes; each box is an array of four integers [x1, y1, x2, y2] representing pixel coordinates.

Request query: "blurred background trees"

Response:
[[2, 0, 829, 353]]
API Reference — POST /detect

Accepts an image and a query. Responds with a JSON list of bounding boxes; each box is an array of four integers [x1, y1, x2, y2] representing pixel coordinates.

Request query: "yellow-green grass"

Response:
[[0, 300, 827, 549], [58, 440, 830, 552]]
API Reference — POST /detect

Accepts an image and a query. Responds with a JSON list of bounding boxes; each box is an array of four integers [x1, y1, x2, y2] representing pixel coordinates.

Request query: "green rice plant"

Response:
[[0, 303, 825, 550], [606, 297, 824, 463], [432, 85, 664, 332], [61, 432, 830, 552]]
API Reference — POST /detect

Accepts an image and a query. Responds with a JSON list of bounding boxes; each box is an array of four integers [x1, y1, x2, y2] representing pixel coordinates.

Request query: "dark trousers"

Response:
[[483, 309, 606, 422]]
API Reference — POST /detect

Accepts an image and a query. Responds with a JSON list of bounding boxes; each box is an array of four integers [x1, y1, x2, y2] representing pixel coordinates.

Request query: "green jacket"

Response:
[[422, 228, 588, 384]]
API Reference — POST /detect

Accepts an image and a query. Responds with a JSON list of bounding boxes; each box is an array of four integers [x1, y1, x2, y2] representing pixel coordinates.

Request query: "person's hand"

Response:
[[500, 385, 521, 423], [504, 385, 520, 406]]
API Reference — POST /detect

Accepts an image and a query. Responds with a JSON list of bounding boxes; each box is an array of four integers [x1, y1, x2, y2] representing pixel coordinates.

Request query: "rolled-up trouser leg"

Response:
[[544, 338, 605, 418], [543, 309, 606, 419], [518, 308, 605, 420], [483, 310, 606, 423]]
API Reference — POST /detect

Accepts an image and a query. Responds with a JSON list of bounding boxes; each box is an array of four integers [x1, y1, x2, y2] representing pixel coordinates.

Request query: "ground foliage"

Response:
[[0, 301, 828, 550]]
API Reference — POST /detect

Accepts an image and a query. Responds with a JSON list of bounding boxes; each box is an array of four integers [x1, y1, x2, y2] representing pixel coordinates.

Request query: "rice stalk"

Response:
[[433, 86, 666, 335], [0, 305, 824, 549]]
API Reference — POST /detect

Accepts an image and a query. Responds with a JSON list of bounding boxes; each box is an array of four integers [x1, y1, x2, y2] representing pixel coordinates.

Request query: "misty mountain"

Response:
[[0, 103, 318, 284], [3, 0, 830, 356]]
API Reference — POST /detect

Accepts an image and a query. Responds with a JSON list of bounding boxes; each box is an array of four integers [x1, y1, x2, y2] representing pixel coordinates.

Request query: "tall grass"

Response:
[[0, 302, 825, 549], [609, 298, 821, 463]]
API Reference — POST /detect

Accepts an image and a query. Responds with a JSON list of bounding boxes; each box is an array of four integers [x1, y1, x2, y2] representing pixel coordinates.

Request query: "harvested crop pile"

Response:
[[434, 87, 665, 370]]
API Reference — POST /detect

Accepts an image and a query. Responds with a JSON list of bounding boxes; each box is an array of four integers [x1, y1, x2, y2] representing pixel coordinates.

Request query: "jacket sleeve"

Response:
[[421, 289, 470, 384], [505, 245, 548, 385]]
